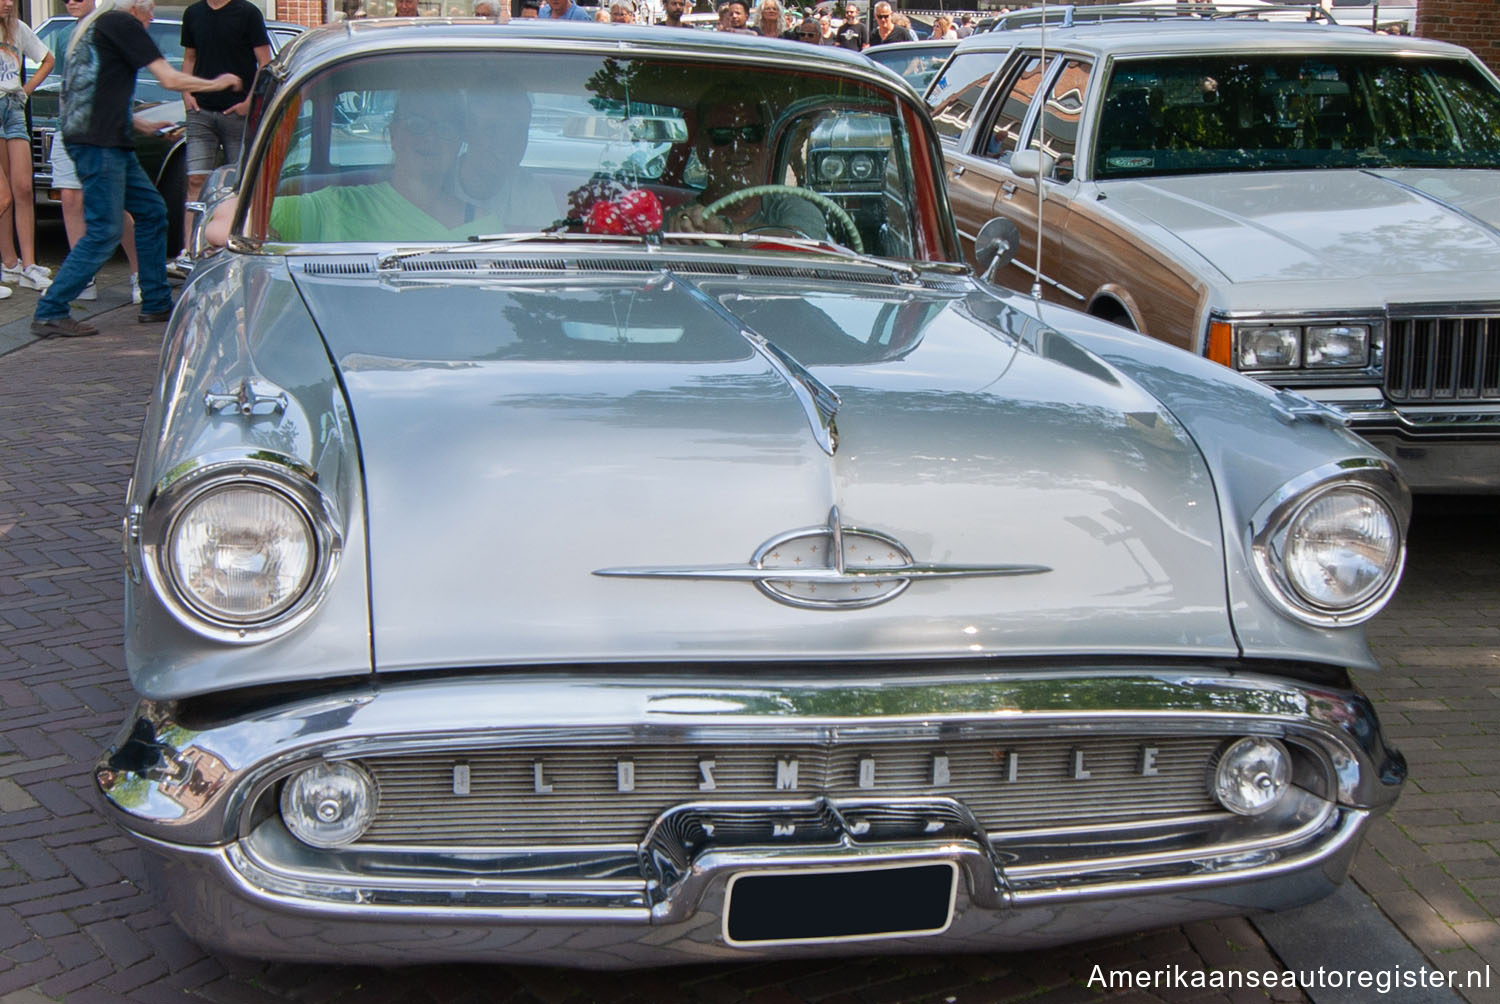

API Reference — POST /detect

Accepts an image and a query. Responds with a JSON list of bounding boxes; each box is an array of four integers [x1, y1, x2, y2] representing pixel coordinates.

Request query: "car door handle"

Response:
[[951, 164, 965, 178], [1001, 181, 1017, 197]]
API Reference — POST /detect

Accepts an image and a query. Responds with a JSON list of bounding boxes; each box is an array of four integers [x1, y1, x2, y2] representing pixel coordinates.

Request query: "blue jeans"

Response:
[[35, 143, 171, 321]]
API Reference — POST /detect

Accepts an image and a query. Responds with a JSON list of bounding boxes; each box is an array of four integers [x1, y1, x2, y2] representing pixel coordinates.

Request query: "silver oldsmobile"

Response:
[[100, 21, 1409, 967]]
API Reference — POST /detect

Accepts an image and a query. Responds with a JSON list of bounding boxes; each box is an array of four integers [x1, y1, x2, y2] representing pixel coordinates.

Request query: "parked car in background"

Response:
[[927, 9, 1500, 491], [27, 10, 303, 255], [98, 20, 1408, 968], [864, 37, 956, 92]]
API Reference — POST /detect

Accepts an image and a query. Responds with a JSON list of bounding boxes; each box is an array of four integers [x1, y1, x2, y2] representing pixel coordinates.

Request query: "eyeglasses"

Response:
[[875, 12, 889, 18], [706, 123, 766, 146], [396, 116, 462, 143]]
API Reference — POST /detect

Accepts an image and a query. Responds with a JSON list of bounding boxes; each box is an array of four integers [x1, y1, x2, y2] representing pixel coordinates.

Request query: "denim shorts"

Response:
[[186, 107, 248, 175], [0, 94, 28, 141], [49, 138, 80, 189]]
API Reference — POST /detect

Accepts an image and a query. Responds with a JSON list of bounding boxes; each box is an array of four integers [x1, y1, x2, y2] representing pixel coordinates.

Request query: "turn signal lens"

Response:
[[1213, 737, 1291, 816], [281, 761, 377, 848], [167, 484, 315, 622], [1283, 488, 1400, 610]]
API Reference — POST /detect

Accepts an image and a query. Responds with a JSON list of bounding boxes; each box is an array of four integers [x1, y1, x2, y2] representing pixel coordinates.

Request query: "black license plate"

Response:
[[723, 862, 958, 946]]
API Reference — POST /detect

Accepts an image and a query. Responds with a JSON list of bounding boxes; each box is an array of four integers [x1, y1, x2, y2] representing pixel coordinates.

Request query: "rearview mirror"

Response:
[[974, 216, 1021, 283]]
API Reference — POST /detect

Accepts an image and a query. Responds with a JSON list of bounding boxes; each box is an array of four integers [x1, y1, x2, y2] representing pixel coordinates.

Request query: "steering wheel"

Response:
[[702, 185, 864, 253]]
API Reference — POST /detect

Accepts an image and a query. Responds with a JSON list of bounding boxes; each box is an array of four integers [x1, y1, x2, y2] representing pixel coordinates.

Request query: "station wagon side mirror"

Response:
[[1009, 147, 1056, 181], [974, 216, 1021, 283]]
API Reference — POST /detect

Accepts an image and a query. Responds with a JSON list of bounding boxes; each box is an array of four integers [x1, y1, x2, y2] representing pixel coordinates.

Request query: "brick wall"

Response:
[[276, 0, 328, 26], [1419, 0, 1499, 74]]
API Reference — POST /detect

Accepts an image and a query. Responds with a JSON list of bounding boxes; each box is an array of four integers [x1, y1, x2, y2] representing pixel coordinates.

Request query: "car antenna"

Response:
[[1031, 0, 1049, 304]]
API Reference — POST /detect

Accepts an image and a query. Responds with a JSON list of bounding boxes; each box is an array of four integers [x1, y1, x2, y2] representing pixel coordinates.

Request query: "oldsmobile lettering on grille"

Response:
[[450, 747, 1168, 796]]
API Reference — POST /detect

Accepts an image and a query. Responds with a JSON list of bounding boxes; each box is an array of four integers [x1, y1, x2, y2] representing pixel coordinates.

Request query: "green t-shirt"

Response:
[[271, 183, 504, 243]]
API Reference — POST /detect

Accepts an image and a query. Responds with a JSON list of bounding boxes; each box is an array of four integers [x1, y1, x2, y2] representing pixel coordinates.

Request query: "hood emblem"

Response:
[[594, 507, 1050, 610]]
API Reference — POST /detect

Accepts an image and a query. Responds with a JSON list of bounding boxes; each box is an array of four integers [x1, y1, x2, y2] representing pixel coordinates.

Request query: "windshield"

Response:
[[35, 17, 186, 104], [244, 49, 951, 261], [1093, 54, 1500, 178]]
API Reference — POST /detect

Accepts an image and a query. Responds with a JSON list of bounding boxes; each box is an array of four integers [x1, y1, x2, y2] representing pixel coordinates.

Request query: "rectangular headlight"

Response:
[[1236, 326, 1301, 369], [1304, 325, 1370, 368]]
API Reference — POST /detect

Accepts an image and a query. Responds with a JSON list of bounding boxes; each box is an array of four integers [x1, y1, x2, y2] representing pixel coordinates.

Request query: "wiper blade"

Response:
[[661, 231, 923, 284], [376, 229, 646, 270]]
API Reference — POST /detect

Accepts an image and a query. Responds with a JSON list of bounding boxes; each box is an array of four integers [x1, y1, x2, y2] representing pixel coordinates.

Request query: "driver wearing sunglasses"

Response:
[[669, 89, 826, 241]]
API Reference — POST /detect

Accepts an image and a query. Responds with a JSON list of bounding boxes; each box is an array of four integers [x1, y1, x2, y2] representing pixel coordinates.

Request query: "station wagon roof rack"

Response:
[[980, 2, 1332, 32]]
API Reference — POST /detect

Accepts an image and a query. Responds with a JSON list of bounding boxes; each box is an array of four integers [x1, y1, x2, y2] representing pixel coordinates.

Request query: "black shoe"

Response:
[[137, 309, 172, 323], [31, 315, 99, 338]]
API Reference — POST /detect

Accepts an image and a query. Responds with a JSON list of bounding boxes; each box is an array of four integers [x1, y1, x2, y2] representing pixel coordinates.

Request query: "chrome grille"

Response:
[[360, 736, 1223, 846], [31, 128, 53, 176], [1386, 312, 1500, 403]]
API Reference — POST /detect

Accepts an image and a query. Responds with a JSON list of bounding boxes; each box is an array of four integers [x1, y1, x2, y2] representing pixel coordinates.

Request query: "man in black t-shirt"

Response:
[[866, 1, 914, 45], [32, 0, 240, 338], [180, 0, 270, 256], [832, 2, 866, 49]]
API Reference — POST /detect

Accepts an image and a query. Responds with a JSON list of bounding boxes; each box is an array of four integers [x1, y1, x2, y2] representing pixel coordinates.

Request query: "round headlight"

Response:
[[167, 483, 315, 623], [820, 155, 846, 181], [1282, 487, 1400, 611], [281, 761, 378, 848], [849, 153, 876, 180], [1213, 737, 1291, 816]]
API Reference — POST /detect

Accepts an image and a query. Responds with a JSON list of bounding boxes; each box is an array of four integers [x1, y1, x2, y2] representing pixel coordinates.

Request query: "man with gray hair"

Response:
[[31, 0, 240, 338], [472, 0, 502, 15]]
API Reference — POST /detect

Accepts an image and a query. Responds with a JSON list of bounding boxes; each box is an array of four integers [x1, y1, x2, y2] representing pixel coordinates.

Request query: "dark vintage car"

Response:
[[27, 10, 303, 254], [98, 19, 1409, 967], [927, 4, 1500, 491]]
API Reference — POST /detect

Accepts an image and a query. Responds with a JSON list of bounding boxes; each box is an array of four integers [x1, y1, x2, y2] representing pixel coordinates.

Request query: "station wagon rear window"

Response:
[[1093, 54, 1500, 179]]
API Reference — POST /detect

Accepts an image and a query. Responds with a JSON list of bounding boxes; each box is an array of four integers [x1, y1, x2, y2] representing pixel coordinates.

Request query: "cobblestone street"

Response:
[[1, 283, 1496, 1002]]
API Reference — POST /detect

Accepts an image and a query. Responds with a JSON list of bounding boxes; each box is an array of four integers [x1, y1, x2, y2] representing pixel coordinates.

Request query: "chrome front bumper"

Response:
[[1298, 388, 1500, 492], [96, 665, 1405, 966]]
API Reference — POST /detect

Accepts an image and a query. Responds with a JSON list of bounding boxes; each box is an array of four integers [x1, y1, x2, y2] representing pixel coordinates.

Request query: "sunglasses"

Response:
[[706, 123, 766, 146], [397, 116, 463, 143], [875, 12, 889, 18], [799, 29, 819, 36]]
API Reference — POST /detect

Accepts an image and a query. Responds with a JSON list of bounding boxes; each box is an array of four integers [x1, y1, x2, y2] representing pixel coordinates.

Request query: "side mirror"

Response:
[[1009, 147, 1056, 180], [974, 216, 1021, 283], [187, 165, 240, 258]]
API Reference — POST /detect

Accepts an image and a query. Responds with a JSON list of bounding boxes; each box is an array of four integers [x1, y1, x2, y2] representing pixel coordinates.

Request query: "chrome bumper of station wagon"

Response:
[[96, 665, 1405, 967]]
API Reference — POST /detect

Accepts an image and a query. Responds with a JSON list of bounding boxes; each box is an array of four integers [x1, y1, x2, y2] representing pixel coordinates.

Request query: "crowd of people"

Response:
[[27, 0, 952, 338]]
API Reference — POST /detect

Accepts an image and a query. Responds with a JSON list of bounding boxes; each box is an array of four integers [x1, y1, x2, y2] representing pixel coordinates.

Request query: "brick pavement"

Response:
[[0, 295, 1494, 1002], [1353, 497, 1500, 1004]]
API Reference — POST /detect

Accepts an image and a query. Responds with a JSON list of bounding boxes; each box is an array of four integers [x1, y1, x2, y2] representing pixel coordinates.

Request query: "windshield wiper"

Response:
[[375, 229, 649, 270], [377, 227, 933, 287], [660, 231, 924, 284]]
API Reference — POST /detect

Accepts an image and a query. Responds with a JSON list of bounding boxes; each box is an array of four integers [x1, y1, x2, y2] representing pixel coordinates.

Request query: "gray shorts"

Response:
[[185, 107, 248, 176]]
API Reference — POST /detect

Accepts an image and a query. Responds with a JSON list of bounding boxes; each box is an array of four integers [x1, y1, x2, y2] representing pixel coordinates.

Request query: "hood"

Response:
[[1098, 169, 1500, 296], [294, 266, 1234, 672]]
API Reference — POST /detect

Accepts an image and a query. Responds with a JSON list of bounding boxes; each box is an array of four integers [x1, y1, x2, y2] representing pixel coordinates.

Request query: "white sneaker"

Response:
[[130, 273, 142, 304], [0, 262, 20, 284], [166, 253, 194, 280], [18, 264, 51, 291], [0, 284, 11, 299], [76, 280, 98, 302]]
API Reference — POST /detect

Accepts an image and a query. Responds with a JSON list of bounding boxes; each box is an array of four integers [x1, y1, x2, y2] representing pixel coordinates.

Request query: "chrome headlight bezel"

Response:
[[1249, 458, 1409, 627], [140, 453, 343, 644]]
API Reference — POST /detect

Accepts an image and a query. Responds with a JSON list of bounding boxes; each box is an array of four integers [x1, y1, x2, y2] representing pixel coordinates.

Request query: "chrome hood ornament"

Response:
[[595, 507, 1051, 610]]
